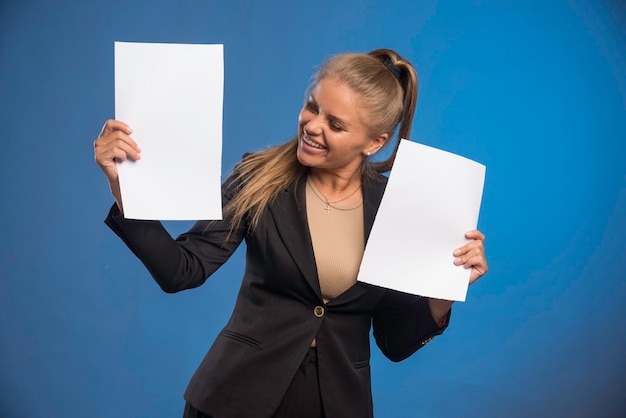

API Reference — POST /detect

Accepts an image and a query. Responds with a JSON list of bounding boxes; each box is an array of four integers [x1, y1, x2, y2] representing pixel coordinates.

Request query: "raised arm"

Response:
[[95, 119, 246, 293]]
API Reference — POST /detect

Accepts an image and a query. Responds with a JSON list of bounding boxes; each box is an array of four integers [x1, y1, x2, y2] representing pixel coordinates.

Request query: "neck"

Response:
[[308, 168, 362, 202]]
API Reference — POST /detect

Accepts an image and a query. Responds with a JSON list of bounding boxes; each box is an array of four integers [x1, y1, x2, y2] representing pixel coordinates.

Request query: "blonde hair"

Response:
[[224, 48, 418, 233]]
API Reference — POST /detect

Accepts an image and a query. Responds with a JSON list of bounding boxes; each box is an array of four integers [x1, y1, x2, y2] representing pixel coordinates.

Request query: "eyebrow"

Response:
[[309, 94, 352, 130]]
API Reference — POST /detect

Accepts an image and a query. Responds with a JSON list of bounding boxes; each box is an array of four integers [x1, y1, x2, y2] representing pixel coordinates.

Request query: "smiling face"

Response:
[[296, 76, 388, 179]]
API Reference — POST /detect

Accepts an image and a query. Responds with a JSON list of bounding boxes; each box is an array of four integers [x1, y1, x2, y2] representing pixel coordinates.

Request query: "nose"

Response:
[[304, 114, 323, 137]]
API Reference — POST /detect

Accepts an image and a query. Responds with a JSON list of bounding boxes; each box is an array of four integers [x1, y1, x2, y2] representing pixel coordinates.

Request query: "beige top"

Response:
[[306, 178, 365, 302]]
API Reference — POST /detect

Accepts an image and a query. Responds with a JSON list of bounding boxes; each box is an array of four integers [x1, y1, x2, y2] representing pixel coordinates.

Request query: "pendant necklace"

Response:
[[308, 178, 362, 214]]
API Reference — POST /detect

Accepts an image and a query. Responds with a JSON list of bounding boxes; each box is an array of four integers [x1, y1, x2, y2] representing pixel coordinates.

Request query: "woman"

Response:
[[94, 48, 487, 418]]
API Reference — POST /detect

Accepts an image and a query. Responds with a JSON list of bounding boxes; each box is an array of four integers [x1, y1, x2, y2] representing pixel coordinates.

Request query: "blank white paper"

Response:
[[114, 41, 223, 220], [358, 140, 486, 302]]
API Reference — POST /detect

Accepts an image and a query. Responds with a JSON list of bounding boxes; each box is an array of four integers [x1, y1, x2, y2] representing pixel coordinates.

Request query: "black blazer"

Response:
[[105, 171, 449, 418]]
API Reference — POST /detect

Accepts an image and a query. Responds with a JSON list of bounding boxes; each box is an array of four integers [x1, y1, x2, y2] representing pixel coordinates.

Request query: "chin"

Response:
[[296, 148, 312, 168]]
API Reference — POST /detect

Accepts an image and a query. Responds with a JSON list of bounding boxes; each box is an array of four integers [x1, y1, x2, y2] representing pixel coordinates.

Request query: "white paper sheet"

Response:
[[114, 41, 224, 220], [357, 140, 485, 302]]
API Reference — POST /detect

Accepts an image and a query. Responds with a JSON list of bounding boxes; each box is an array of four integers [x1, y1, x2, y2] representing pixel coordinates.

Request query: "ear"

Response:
[[363, 133, 389, 156]]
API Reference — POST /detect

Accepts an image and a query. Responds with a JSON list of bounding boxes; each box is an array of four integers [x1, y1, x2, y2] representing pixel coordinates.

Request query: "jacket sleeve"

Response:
[[104, 172, 247, 293], [372, 290, 451, 362]]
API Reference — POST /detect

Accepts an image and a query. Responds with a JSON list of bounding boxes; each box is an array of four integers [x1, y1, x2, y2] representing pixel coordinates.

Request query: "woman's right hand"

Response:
[[93, 119, 141, 210]]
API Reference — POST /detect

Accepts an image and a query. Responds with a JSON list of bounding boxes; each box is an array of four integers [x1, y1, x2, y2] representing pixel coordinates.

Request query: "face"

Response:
[[296, 76, 388, 177]]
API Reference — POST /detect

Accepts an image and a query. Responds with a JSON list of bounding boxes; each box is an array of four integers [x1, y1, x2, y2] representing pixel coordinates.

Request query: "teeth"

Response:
[[303, 133, 325, 149]]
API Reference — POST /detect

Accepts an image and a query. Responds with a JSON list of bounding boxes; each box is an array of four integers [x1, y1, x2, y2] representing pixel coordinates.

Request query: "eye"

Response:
[[305, 100, 318, 113], [328, 121, 343, 132]]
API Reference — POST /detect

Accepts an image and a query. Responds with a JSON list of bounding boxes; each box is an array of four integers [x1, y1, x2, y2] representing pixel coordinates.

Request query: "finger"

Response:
[[101, 119, 133, 135], [95, 130, 140, 149], [99, 148, 129, 166], [463, 253, 487, 271], [465, 229, 485, 241], [453, 245, 484, 266], [95, 138, 142, 164], [99, 119, 133, 137], [453, 240, 484, 258], [96, 145, 139, 183], [95, 133, 142, 160], [461, 255, 488, 285]]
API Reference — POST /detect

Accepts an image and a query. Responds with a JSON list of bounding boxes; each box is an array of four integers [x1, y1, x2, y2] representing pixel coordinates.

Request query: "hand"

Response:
[[428, 230, 488, 322], [93, 119, 141, 211], [93, 119, 140, 182], [453, 230, 488, 285]]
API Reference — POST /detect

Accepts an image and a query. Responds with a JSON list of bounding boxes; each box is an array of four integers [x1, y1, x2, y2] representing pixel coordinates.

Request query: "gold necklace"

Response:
[[307, 178, 362, 214]]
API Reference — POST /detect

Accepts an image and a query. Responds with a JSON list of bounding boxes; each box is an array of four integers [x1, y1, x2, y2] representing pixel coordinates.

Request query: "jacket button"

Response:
[[421, 337, 434, 346], [314, 306, 325, 318]]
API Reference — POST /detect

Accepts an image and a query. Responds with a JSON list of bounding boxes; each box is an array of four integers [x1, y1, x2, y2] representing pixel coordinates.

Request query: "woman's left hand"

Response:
[[453, 230, 488, 285]]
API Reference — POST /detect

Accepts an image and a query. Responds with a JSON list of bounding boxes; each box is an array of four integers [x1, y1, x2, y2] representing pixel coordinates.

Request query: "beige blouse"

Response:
[[306, 178, 365, 302]]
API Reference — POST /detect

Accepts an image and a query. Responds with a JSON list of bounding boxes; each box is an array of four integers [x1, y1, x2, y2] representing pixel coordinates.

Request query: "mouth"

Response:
[[302, 130, 327, 150]]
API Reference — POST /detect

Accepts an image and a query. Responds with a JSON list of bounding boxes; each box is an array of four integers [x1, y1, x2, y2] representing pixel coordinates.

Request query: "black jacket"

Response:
[[105, 170, 449, 418]]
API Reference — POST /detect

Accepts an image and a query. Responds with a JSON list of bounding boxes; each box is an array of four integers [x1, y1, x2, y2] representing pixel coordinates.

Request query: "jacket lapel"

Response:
[[362, 175, 388, 242], [268, 175, 322, 298], [268, 173, 389, 301]]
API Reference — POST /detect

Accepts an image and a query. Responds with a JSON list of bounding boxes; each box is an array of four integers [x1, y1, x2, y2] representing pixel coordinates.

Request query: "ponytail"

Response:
[[366, 49, 418, 173]]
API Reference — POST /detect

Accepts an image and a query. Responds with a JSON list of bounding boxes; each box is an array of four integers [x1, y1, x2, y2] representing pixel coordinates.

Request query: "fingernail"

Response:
[[453, 249, 461, 256]]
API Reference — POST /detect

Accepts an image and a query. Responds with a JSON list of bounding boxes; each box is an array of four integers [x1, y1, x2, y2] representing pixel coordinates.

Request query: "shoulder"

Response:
[[363, 171, 388, 188], [362, 171, 388, 204]]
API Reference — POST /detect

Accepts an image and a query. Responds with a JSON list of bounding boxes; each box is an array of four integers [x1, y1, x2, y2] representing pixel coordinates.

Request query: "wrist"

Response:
[[108, 179, 123, 213], [428, 298, 453, 325]]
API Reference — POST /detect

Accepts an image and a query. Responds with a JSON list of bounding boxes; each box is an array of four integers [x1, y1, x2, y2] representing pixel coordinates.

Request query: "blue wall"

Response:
[[1, 1, 625, 417]]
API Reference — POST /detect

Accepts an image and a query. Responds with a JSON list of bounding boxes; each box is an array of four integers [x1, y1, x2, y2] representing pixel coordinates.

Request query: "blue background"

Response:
[[1, 0, 625, 417]]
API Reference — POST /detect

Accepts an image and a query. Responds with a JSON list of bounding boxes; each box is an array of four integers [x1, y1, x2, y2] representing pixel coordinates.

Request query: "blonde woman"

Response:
[[94, 48, 488, 418]]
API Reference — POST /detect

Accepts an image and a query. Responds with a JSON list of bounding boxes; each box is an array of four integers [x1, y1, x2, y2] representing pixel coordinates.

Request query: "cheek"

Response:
[[331, 135, 365, 158], [298, 108, 311, 125]]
